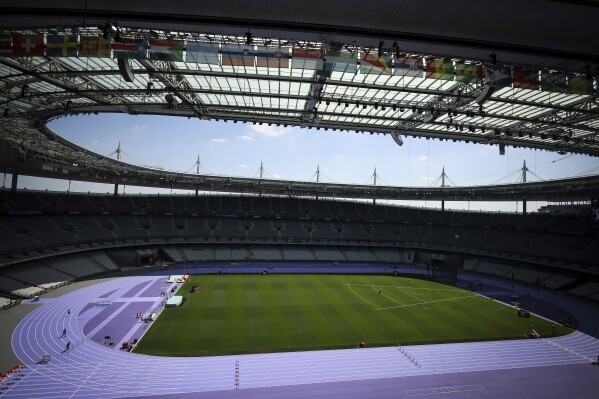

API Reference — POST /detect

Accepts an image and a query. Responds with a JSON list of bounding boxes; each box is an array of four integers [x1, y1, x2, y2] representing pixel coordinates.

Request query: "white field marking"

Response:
[[346, 283, 464, 292], [372, 286, 405, 307], [345, 283, 379, 309], [374, 294, 479, 312], [68, 361, 104, 399], [491, 304, 512, 312], [543, 338, 595, 362], [396, 287, 427, 304]]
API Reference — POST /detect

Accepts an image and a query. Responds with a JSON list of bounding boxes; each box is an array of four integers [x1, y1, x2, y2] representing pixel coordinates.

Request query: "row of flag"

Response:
[[0, 34, 596, 95]]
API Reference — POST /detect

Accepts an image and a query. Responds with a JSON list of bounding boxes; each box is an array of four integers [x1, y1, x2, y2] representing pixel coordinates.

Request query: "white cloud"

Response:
[[333, 154, 344, 161], [235, 163, 248, 169], [211, 138, 227, 143], [249, 124, 290, 137], [93, 139, 99, 144], [411, 154, 428, 161], [419, 176, 430, 181], [131, 124, 147, 131], [270, 173, 281, 179], [238, 133, 254, 141]]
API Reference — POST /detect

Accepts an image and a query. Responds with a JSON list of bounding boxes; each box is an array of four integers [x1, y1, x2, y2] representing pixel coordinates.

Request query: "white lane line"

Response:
[[347, 284, 464, 292], [373, 286, 406, 307], [543, 339, 595, 362], [375, 294, 479, 312], [345, 283, 378, 309], [396, 287, 427, 304]]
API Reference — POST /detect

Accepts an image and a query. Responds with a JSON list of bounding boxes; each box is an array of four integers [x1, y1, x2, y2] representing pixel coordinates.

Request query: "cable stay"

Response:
[[429, 167, 456, 187]]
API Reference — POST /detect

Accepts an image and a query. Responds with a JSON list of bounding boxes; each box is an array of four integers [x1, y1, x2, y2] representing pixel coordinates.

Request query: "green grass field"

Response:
[[133, 274, 571, 356]]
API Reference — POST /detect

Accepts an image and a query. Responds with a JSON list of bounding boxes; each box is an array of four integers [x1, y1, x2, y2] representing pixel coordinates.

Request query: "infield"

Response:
[[132, 274, 570, 356]]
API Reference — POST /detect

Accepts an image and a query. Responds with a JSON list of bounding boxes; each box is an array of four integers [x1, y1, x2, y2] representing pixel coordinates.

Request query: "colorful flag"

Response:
[[12, 34, 44, 57], [455, 63, 483, 83], [359, 52, 391, 75], [79, 36, 111, 58], [256, 46, 289, 68], [483, 66, 512, 87], [540, 71, 567, 93], [568, 74, 593, 95], [149, 39, 183, 62], [291, 48, 323, 70], [392, 55, 424, 77], [0, 34, 11, 57], [221, 44, 255, 66], [425, 58, 454, 80], [324, 50, 357, 73], [513, 67, 539, 89], [46, 35, 78, 57], [185, 42, 219, 64], [113, 38, 148, 60]]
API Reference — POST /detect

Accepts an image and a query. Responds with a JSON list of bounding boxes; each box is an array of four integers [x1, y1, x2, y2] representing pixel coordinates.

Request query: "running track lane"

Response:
[[5, 276, 599, 399]]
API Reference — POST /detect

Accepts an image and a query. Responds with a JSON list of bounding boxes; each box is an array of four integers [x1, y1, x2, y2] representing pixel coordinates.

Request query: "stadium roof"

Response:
[[0, 1, 598, 201]]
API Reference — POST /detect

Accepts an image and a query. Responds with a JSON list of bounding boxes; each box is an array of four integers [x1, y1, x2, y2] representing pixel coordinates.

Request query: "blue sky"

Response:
[[12, 113, 599, 212]]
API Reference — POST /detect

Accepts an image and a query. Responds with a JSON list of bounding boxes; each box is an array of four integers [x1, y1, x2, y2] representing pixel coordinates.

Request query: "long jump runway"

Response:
[[4, 276, 599, 399]]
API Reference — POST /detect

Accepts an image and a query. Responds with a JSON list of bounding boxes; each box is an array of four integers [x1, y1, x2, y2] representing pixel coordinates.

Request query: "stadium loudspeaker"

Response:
[[475, 85, 495, 104], [392, 132, 404, 146], [118, 58, 135, 82], [406, 251, 415, 263], [499, 143, 505, 155]]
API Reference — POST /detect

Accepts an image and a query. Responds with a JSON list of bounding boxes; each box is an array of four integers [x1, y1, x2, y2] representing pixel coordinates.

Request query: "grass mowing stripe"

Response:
[[133, 274, 572, 356]]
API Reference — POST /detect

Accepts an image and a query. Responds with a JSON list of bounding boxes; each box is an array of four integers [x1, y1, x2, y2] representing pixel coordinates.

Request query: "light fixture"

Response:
[[165, 94, 177, 109]]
